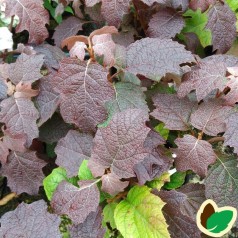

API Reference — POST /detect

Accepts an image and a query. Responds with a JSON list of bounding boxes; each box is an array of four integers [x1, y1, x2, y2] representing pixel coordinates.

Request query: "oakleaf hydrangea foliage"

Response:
[[0, 0, 238, 237]]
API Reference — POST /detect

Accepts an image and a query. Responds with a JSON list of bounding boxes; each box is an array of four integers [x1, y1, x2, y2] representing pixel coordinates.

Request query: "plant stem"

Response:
[[207, 136, 224, 144]]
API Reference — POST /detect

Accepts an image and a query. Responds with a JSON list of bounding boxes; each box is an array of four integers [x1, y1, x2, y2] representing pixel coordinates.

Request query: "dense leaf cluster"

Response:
[[0, 0, 238, 237]]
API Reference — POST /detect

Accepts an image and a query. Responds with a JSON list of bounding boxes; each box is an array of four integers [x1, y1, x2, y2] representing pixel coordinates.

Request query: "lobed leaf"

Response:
[[88, 109, 150, 179], [174, 134, 217, 177], [0, 200, 61, 237], [126, 38, 194, 81], [2, 0, 49, 44], [51, 180, 100, 224], [55, 130, 93, 177], [1, 151, 47, 195], [52, 58, 114, 132]]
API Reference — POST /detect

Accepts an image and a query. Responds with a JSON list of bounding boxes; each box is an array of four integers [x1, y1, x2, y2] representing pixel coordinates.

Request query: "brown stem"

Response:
[[0, 192, 17, 206], [198, 131, 203, 140], [207, 136, 224, 144], [107, 191, 128, 203], [8, 16, 14, 33], [108, 69, 123, 82]]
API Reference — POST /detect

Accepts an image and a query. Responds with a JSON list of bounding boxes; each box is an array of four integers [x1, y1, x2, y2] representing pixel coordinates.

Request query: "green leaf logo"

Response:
[[196, 199, 237, 237]]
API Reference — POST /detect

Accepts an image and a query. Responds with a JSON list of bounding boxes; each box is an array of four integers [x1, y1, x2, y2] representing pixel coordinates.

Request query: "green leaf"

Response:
[[103, 202, 118, 230], [154, 123, 169, 140], [163, 172, 186, 190], [43, 167, 78, 200], [181, 9, 212, 47], [114, 185, 170, 238], [147, 172, 170, 190], [226, 0, 238, 11], [206, 210, 234, 233], [78, 160, 94, 180]]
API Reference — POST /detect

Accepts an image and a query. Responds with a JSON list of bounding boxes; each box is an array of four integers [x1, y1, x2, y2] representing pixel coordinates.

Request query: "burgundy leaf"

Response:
[[156, 185, 203, 238], [0, 97, 39, 147], [101, 0, 130, 27], [177, 60, 227, 101], [177, 183, 206, 219], [174, 135, 217, 177], [134, 148, 172, 185], [223, 76, 238, 105], [0, 200, 61, 237], [140, 0, 164, 6], [52, 58, 114, 132], [85, 0, 101, 7], [51, 180, 100, 224], [205, 2, 237, 53], [35, 76, 60, 126], [34, 44, 66, 70], [85, 3, 105, 25], [69, 41, 87, 60], [151, 94, 197, 131], [92, 34, 116, 67], [2, 0, 49, 44], [3, 129, 27, 153], [144, 130, 165, 147], [224, 112, 238, 154], [126, 38, 194, 81], [189, 0, 216, 12], [112, 27, 136, 47], [39, 113, 72, 144], [55, 130, 93, 177], [101, 173, 129, 196], [88, 109, 150, 178], [202, 54, 238, 67], [69, 207, 105, 238], [53, 16, 83, 47], [9, 53, 44, 85], [134, 130, 172, 184], [147, 8, 184, 39], [190, 99, 232, 136], [141, 0, 189, 11], [0, 141, 9, 164], [2, 151, 46, 194]]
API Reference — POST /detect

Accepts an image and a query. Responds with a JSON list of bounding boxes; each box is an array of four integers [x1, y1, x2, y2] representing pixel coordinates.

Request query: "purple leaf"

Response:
[[178, 60, 227, 101], [9, 53, 44, 85], [69, 207, 105, 238], [101, 173, 129, 196], [126, 38, 194, 81], [151, 94, 197, 131], [101, 0, 130, 27], [190, 99, 232, 136], [224, 112, 238, 154], [53, 16, 83, 47], [52, 58, 114, 132], [51, 180, 100, 224], [35, 75, 60, 126], [88, 109, 150, 178], [2, 151, 47, 195], [147, 8, 184, 39], [174, 135, 217, 177], [3, 0, 49, 44], [206, 2, 236, 53], [55, 130, 93, 177], [0, 97, 39, 147]]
